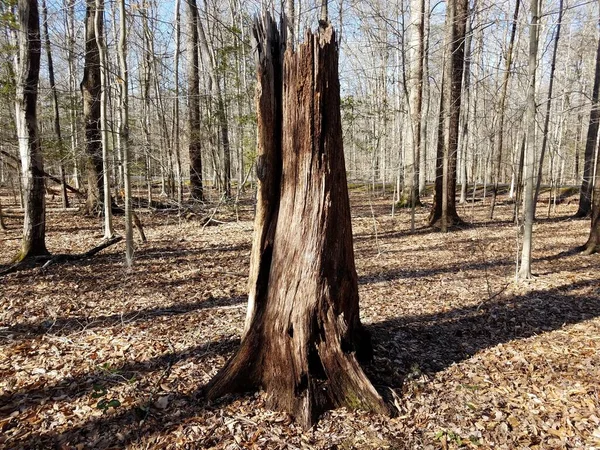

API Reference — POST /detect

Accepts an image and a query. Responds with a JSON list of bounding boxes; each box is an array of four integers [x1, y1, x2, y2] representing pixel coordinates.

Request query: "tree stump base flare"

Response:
[[205, 14, 389, 428]]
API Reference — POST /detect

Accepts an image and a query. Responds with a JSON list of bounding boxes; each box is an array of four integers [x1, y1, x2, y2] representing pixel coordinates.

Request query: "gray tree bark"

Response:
[[519, 0, 541, 280], [186, 0, 204, 201], [14, 0, 49, 261]]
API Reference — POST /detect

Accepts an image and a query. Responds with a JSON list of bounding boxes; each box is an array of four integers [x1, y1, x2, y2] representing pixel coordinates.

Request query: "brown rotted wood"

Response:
[[206, 15, 388, 428]]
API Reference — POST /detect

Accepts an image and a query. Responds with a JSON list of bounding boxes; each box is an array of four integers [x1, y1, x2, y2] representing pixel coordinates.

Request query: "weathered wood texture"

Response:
[[207, 14, 388, 428]]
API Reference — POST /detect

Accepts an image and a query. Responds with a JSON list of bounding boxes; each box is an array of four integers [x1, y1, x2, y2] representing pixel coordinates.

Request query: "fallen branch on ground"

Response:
[[0, 236, 123, 277]]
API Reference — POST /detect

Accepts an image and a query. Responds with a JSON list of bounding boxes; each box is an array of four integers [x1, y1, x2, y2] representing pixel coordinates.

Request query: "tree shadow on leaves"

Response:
[[366, 278, 600, 388], [3, 336, 240, 449], [2, 296, 245, 339], [5, 278, 599, 449]]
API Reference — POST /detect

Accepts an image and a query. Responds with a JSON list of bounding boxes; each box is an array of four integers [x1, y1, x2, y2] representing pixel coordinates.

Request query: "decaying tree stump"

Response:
[[205, 13, 389, 427]]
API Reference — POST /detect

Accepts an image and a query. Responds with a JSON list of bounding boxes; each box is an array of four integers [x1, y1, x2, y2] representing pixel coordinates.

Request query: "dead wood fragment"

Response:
[[0, 236, 123, 276]]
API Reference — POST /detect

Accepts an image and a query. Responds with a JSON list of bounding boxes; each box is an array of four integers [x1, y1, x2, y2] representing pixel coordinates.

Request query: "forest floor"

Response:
[[1, 186, 599, 449]]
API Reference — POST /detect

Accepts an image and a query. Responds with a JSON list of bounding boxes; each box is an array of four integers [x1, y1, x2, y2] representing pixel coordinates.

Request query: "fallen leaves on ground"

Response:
[[0, 189, 598, 449]]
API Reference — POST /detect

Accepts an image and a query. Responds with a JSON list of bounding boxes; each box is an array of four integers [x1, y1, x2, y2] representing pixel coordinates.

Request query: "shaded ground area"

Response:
[[1, 187, 599, 449]]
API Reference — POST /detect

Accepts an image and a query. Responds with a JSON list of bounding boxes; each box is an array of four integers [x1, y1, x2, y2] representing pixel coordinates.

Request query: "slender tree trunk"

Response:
[[65, 0, 79, 190], [207, 15, 388, 428], [82, 0, 104, 214], [489, 0, 520, 219], [41, 0, 68, 209], [14, 0, 49, 261], [95, 0, 114, 238], [574, 111, 583, 183], [519, 0, 541, 280], [429, 0, 468, 230], [117, 0, 133, 265], [575, 2, 600, 218], [458, 7, 474, 204], [320, 0, 328, 24], [285, 0, 294, 48], [512, 134, 526, 222], [140, 4, 153, 207], [399, 0, 424, 208], [197, 14, 231, 198], [174, 0, 184, 204], [186, 0, 204, 201], [533, 0, 564, 217], [431, 82, 445, 226], [419, 0, 430, 195]]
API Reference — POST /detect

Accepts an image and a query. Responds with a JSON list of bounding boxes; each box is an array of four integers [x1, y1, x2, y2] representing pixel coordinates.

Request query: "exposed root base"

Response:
[[395, 198, 423, 209], [206, 324, 389, 429], [581, 243, 599, 255], [428, 215, 465, 230]]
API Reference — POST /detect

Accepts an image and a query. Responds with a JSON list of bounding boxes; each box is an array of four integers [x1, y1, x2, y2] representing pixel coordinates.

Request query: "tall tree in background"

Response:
[[489, 0, 520, 219], [207, 14, 388, 428], [41, 0, 68, 208], [519, 0, 541, 279], [95, 0, 114, 238], [117, 0, 133, 265], [429, 0, 468, 231], [81, 0, 103, 214], [198, 13, 231, 198], [575, 0, 600, 218], [399, 0, 424, 208], [173, 0, 183, 205], [533, 0, 564, 216], [14, 0, 48, 261], [285, 0, 294, 48], [186, 0, 204, 201]]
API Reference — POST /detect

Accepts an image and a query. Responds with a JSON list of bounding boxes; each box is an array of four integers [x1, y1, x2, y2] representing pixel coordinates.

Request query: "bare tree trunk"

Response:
[[574, 111, 583, 183], [186, 0, 204, 201], [14, 0, 49, 261], [320, 0, 328, 25], [65, 0, 79, 190], [419, 0, 430, 195], [489, 0, 520, 219], [575, 1, 600, 218], [197, 12, 231, 198], [518, 0, 541, 280], [399, 0, 424, 208], [512, 134, 526, 223], [95, 0, 114, 239], [458, 6, 474, 205], [285, 0, 294, 48], [533, 0, 564, 217], [81, 0, 104, 214], [207, 15, 388, 428], [140, 4, 153, 207], [429, 0, 468, 230], [41, 0, 68, 209], [174, 0, 184, 204], [583, 148, 600, 253], [117, 0, 133, 266]]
